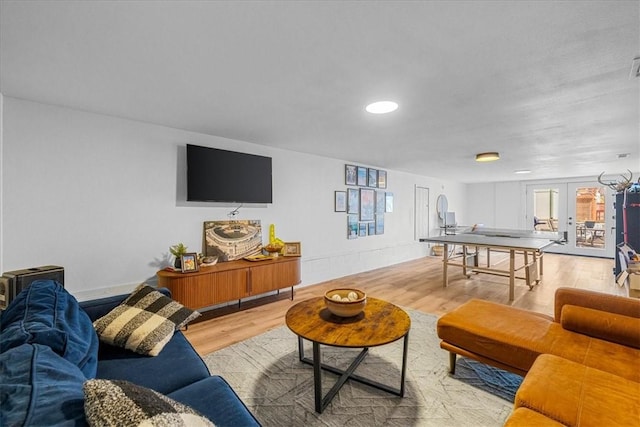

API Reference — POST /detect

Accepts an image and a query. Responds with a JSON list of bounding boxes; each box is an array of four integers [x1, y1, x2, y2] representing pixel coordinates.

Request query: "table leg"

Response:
[[298, 335, 408, 413], [400, 333, 409, 397], [462, 245, 468, 277], [312, 342, 323, 413], [524, 250, 530, 288], [509, 249, 515, 302], [443, 243, 449, 287]]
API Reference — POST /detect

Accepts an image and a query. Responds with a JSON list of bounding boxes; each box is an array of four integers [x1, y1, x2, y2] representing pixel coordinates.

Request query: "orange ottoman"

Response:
[[437, 299, 557, 375], [513, 354, 640, 426]]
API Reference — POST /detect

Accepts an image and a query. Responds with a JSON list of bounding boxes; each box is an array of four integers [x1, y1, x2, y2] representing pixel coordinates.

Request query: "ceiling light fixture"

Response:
[[515, 170, 531, 174], [365, 101, 398, 114], [475, 152, 500, 162]]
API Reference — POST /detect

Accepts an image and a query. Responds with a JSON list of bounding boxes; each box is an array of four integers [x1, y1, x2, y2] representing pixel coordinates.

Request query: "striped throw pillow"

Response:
[[93, 284, 200, 356], [84, 379, 215, 426]]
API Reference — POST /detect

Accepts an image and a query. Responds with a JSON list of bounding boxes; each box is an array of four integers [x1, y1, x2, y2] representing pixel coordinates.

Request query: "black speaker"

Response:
[[0, 265, 64, 310]]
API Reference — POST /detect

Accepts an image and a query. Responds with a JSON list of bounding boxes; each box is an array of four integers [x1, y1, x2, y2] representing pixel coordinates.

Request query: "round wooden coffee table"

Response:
[[285, 296, 411, 413]]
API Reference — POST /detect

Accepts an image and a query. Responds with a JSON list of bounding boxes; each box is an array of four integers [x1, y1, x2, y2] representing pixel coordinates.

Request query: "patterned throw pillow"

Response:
[[83, 379, 215, 427], [93, 284, 200, 356]]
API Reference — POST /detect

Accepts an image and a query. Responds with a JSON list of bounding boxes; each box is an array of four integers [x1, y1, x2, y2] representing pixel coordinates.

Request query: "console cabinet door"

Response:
[[214, 269, 249, 302], [164, 274, 216, 310], [249, 259, 301, 295]]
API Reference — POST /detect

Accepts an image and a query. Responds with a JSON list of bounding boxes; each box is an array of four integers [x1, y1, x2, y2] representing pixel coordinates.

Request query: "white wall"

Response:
[[1, 97, 465, 300], [466, 181, 523, 229]]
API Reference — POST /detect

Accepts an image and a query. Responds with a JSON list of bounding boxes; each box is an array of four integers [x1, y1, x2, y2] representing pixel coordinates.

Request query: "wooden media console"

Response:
[[157, 256, 301, 311]]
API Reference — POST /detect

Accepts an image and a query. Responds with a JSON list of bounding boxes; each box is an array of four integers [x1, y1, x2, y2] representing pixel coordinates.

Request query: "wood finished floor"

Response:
[[184, 253, 622, 356]]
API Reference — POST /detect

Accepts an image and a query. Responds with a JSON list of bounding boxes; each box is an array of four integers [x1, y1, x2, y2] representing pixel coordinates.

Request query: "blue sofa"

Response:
[[0, 280, 260, 426]]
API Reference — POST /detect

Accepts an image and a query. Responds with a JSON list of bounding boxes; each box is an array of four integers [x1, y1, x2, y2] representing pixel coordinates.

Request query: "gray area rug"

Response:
[[203, 310, 516, 426]]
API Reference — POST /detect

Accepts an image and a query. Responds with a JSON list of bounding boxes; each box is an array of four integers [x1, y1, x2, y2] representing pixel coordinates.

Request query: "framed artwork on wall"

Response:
[[376, 190, 385, 214], [385, 192, 394, 212], [375, 215, 385, 235], [357, 167, 368, 186], [180, 253, 199, 273], [345, 164, 357, 186], [368, 168, 378, 187], [347, 188, 359, 214], [360, 188, 375, 221], [335, 191, 346, 212], [348, 215, 358, 239], [378, 170, 387, 188]]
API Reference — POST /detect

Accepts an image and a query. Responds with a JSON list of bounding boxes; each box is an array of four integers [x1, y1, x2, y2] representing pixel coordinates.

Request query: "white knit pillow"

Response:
[[84, 379, 214, 427]]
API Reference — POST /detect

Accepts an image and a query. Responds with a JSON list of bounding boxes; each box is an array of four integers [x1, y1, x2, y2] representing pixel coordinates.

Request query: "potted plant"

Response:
[[170, 243, 188, 269]]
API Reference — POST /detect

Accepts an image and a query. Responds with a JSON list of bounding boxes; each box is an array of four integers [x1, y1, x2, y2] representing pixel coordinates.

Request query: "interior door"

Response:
[[414, 186, 429, 240]]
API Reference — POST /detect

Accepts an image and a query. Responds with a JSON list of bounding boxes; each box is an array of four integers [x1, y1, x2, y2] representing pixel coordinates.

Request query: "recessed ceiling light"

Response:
[[475, 152, 500, 162], [515, 170, 531, 174], [365, 101, 398, 114]]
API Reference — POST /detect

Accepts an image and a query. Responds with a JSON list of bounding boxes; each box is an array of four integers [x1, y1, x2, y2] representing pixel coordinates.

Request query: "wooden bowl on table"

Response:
[[324, 288, 367, 317]]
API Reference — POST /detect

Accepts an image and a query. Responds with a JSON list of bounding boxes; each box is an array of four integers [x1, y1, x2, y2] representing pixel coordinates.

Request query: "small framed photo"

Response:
[[385, 192, 394, 212], [359, 223, 367, 237], [368, 222, 375, 235], [348, 214, 358, 239], [368, 168, 378, 188], [357, 166, 368, 186], [375, 215, 385, 235], [283, 242, 301, 257], [180, 253, 199, 273], [335, 191, 346, 212], [378, 170, 387, 189], [345, 164, 357, 186]]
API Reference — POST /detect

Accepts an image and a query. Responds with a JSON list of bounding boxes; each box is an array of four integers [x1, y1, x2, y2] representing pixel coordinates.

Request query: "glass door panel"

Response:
[[527, 183, 568, 254], [568, 182, 613, 257]]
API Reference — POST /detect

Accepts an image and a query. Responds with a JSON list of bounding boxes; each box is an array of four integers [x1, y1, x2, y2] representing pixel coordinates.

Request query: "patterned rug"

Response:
[[203, 310, 520, 426]]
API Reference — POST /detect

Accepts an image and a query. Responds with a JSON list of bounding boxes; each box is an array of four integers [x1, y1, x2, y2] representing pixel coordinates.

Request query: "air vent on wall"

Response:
[[631, 57, 640, 79]]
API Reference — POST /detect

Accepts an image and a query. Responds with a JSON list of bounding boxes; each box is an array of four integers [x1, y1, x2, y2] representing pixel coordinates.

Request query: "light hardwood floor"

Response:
[[184, 253, 623, 356]]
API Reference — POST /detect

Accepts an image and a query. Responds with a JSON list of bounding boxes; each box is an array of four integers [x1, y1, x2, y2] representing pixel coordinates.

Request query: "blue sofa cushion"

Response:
[[92, 284, 200, 356], [0, 343, 87, 426], [84, 379, 214, 426], [0, 280, 98, 378], [96, 331, 211, 395], [168, 376, 261, 427]]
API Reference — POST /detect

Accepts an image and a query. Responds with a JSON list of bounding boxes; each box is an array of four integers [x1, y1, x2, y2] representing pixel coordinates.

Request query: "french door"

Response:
[[526, 181, 614, 258]]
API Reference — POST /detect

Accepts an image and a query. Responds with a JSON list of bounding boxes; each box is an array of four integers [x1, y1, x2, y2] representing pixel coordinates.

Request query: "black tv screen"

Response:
[[186, 144, 273, 203]]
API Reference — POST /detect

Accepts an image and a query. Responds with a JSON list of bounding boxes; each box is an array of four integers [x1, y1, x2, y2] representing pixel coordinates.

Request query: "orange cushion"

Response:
[[504, 407, 566, 427], [515, 354, 640, 427], [561, 304, 640, 349]]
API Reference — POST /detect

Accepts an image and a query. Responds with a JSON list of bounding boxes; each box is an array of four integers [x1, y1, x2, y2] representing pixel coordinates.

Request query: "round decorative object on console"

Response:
[[324, 288, 367, 317], [201, 256, 218, 266]]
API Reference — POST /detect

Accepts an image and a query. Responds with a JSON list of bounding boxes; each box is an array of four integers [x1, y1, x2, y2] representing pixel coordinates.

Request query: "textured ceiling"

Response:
[[1, 1, 638, 183]]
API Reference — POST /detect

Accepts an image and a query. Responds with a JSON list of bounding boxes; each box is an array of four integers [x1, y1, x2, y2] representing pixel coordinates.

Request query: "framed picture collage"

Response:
[[335, 164, 393, 239]]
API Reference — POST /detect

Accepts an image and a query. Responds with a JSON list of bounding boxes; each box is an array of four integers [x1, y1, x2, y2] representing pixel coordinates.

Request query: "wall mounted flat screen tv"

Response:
[[186, 144, 272, 203]]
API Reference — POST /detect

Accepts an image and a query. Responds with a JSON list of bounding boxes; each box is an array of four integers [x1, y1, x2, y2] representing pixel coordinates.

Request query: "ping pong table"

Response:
[[421, 227, 562, 301]]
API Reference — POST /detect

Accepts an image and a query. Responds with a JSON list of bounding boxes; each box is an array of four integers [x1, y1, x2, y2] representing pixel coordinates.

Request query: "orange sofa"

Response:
[[437, 288, 640, 426]]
